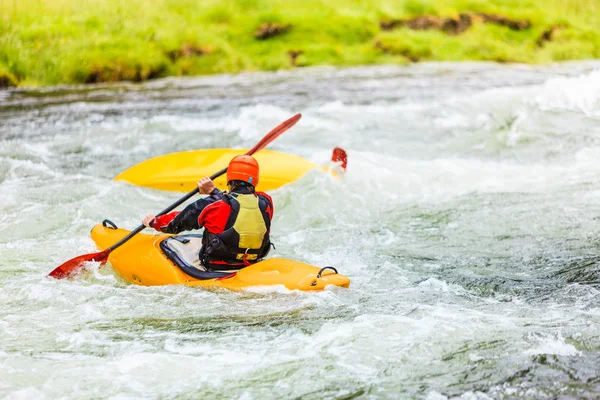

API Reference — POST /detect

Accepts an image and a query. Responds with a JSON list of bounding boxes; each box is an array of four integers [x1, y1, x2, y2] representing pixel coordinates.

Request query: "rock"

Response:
[[380, 16, 443, 32], [374, 40, 422, 62], [380, 14, 471, 35], [380, 12, 530, 35], [537, 25, 565, 47], [0, 73, 18, 88], [255, 23, 291, 40], [442, 13, 472, 35], [379, 20, 403, 31], [287, 50, 304, 66], [167, 44, 211, 61], [477, 13, 531, 30], [84, 63, 166, 84]]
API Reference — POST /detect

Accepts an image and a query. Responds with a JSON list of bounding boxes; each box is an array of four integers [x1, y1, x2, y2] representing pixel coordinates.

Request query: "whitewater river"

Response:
[[1, 62, 600, 399]]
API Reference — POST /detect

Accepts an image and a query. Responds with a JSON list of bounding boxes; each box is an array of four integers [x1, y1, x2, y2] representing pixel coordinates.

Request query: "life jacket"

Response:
[[200, 192, 271, 270]]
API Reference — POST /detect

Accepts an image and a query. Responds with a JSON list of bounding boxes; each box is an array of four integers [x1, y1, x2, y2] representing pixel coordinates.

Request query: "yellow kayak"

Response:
[[90, 224, 351, 291], [115, 149, 322, 192]]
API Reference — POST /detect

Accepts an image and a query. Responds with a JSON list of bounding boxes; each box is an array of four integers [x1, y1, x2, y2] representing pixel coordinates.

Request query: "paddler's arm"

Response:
[[143, 177, 222, 234]]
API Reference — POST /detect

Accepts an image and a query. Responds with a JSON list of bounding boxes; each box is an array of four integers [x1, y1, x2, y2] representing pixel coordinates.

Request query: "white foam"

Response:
[[345, 148, 600, 203], [525, 334, 580, 357], [242, 284, 292, 294], [534, 69, 600, 117], [426, 391, 448, 400], [3, 388, 47, 400], [418, 278, 450, 292], [458, 392, 493, 400]]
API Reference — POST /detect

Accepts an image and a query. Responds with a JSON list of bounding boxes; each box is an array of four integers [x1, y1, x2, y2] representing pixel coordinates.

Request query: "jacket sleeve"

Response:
[[152, 189, 224, 234], [151, 211, 180, 232]]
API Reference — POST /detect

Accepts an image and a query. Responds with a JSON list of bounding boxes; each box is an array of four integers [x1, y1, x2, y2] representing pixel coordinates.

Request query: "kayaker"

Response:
[[142, 155, 273, 271]]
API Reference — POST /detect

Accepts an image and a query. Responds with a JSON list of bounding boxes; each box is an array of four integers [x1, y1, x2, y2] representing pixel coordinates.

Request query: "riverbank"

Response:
[[1, 0, 599, 87]]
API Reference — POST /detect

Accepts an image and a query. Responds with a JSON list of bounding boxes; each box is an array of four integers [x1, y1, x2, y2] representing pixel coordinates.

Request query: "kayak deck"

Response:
[[90, 225, 350, 291]]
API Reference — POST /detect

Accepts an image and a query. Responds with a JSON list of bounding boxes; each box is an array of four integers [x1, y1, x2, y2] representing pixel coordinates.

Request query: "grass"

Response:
[[1, 0, 599, 87]]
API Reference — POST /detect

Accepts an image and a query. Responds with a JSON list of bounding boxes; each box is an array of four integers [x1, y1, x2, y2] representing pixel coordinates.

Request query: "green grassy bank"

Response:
[[1, 0, 599, 87]]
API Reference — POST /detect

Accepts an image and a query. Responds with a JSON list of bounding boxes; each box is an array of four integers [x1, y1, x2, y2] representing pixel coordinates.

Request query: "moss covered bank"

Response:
[[1, 0, 599, 87]]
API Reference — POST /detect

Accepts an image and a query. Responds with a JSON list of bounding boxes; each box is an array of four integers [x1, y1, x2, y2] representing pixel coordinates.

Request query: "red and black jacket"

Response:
[[151, 186, 273, 269]]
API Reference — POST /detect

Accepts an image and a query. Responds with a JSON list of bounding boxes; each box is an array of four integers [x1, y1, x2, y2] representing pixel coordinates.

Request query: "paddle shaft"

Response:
[[110, 168, 224, 252], [110, 113, 301, 251], [107, 167, 227, 252]]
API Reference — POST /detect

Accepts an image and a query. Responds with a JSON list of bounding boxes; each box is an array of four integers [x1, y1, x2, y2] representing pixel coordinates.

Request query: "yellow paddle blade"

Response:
[[115, 149, 320, 192]]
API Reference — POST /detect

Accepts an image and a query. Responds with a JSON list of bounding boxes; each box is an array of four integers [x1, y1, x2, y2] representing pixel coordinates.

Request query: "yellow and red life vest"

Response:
[[201, 192, 272, 269]]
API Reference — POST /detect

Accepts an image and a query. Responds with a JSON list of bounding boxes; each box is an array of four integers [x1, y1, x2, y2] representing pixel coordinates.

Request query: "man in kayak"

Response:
[[142, 155, 273, 271]]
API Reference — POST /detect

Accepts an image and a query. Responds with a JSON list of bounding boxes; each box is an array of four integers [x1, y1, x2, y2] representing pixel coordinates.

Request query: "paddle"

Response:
[[331, 147, 348, 171], [48, 113, 302, 279]]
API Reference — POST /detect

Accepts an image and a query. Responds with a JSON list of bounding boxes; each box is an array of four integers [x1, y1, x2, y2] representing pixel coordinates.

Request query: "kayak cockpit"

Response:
[[160, 235, 235, 280]]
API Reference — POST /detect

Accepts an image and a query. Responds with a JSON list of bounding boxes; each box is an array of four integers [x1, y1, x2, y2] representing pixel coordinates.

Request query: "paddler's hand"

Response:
[[197, 177, 216, 194], [142, 214, 156, 228]]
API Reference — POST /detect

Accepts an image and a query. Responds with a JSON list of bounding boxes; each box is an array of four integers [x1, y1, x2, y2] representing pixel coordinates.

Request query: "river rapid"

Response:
[[1, 62, 600, 399]]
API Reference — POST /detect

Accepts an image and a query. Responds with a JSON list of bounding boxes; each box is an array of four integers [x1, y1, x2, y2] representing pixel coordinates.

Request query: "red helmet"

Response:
[[227, 155, 259, 186]]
